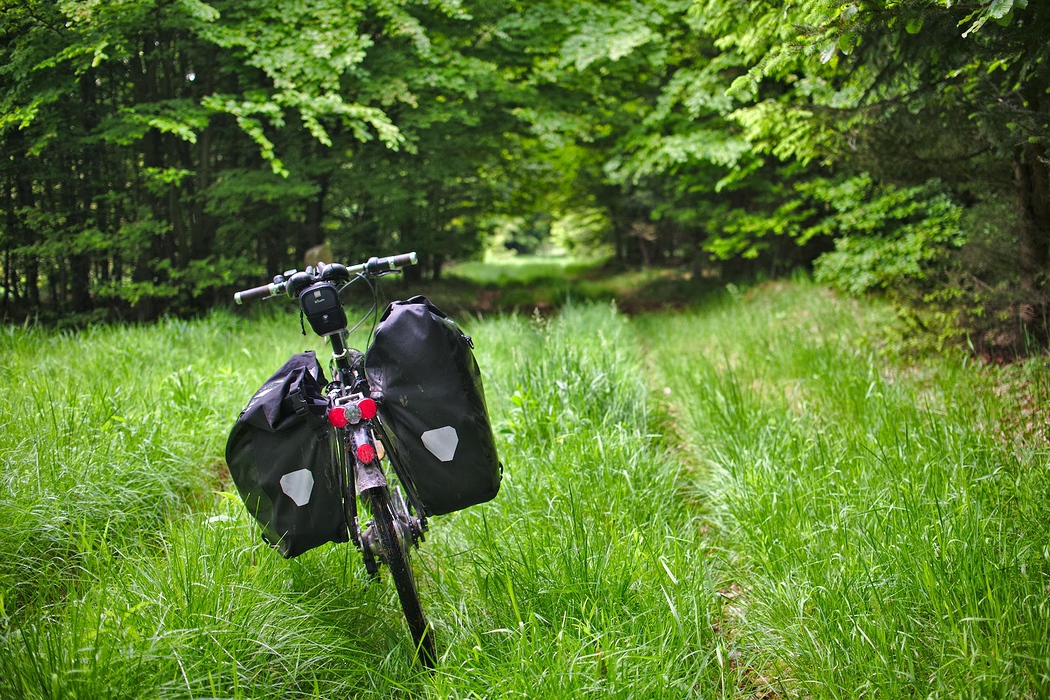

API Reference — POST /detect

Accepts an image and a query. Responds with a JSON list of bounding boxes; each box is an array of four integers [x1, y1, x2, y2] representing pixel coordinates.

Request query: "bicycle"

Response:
[[233, 252, 436, 668]]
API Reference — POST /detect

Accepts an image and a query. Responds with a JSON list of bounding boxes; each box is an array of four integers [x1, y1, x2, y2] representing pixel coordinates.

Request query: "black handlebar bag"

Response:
[[225, 351, 348, 557], [365, 296, 501, 517]]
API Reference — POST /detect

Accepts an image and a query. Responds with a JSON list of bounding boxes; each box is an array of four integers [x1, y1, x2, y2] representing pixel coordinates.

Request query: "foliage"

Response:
[[808, 177, 965, 293], [678, 0, 1047, 342], [0, 0, 519, 318], [2, 0, 1049, 350]]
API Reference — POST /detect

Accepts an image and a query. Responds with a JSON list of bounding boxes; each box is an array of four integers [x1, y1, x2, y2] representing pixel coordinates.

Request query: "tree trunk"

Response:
[[26, 256, 39, 308], [2, 182, 18, 310], [69, 254, 92, 313], [191, 124, 217, 261], [302, 173, 330, 260], [2, 251, 11, 310], [1014, 141, 1050, 296]]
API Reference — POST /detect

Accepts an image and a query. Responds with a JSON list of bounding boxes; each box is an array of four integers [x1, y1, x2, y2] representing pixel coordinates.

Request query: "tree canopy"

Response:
[[2, 0, 1047, 348]]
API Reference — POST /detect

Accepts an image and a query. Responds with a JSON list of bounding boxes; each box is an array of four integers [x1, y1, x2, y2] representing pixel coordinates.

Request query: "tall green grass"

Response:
[[641, 281, 1050, 698], [0, 308, 422, 697], [422, 304, 722, 696], [0, 302, 724, 697], [3, 284, 1046, 698]]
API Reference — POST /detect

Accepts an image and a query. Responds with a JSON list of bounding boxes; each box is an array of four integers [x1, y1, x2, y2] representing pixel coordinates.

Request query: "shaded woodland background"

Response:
[[1, 0, 1047, 354]]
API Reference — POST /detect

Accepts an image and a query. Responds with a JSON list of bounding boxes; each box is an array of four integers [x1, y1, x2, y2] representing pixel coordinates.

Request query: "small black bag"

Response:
[[365, 296, 501, 517], [225, 351, 348, 557]]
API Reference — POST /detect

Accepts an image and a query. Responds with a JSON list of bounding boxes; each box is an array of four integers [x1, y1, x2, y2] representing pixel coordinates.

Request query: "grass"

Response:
[[438, 253, 721, 313], [443, 253, 609, 286], [0, 279, 1047, 697], [0, 301, 721, 697], [422, 305, 720, 695], [640, 280, 1050, 698]]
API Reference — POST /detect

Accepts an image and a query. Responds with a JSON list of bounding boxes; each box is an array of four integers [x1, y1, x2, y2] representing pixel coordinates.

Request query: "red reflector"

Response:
[[327, 407, 348, 428], [358, 398, 377, 420], [356, 443, 376, 463]]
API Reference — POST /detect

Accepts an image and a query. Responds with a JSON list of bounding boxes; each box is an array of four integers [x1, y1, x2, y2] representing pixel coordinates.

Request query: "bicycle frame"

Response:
[[325, 332, 422, 553]]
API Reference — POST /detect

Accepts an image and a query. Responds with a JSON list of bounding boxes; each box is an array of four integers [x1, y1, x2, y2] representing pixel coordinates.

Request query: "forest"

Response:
[[2, 2, 1050, 695], [1, 0, 1048, 354]]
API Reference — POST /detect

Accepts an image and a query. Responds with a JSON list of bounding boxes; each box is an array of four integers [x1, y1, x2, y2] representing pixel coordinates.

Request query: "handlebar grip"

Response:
[[388, 252, 418, 269], [361, 252, 418, 275], [234, 282, 280, 304]]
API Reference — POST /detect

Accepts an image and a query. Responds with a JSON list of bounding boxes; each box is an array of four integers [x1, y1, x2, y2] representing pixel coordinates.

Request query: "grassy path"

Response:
[[0, 304, 723, 698], [0, 285, 1047, 697], [640, 281, 1050, 698]]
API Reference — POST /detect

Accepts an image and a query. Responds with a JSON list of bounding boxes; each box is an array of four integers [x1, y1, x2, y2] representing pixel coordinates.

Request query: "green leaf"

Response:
[[962, 0, 1015, 35], [986, 0, 1016, 20]]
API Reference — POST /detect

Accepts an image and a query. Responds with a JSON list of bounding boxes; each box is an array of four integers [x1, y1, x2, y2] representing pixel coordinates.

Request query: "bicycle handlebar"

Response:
[[234, 252, 418, 305]]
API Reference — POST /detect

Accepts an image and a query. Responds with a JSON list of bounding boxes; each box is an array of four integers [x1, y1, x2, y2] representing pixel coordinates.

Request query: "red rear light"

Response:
[[327, 407, 348, 428], [356, 443, 376, 463], [358, 398, 377, 420]]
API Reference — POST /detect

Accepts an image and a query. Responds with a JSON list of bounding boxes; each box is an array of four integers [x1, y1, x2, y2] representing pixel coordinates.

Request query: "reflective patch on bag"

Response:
[[280, 468, 315, 506], [421, 426, 459, 462]]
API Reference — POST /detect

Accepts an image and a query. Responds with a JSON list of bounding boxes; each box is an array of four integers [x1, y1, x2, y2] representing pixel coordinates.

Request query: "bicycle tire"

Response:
[[368, 488, 437, 668]]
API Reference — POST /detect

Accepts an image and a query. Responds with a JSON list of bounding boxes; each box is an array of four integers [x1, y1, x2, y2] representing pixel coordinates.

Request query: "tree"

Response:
[[696, 0, 1050, 298], [0, 0, 442, 319], [323, 1, 525, 278]]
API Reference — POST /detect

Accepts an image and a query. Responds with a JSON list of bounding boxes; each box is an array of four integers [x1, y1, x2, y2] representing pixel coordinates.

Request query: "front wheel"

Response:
[[368, 488, 436, 668]]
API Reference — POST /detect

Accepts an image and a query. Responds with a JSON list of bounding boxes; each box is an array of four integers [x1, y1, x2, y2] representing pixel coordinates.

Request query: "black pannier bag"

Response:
[[225, 351, 348, 558], [365, 296, 501, 517]]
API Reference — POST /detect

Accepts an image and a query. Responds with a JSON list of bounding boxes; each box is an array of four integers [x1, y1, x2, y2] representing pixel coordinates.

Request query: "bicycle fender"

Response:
[[350, 423, 387, 493], [355, 460, 387, 493]]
